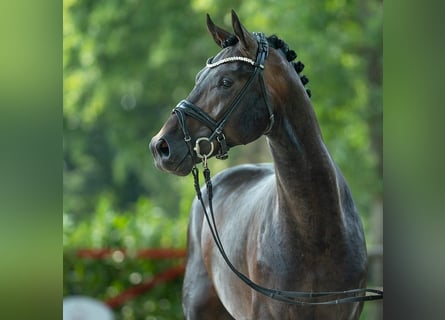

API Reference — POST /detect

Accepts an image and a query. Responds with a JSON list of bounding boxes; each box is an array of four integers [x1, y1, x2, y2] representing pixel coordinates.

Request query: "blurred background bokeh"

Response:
[[63, 0, 382, 319]]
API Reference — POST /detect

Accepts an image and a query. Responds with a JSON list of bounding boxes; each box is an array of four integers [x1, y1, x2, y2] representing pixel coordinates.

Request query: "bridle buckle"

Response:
[[194, 137, 214, 159]]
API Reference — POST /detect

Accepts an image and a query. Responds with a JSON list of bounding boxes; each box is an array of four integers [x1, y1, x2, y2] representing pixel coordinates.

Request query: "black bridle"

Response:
[[173, 32, 274, 161], [174, 33, 383, 305]]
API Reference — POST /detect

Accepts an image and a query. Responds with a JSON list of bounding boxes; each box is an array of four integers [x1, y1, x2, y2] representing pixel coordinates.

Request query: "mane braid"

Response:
[[220, 33, 312, 98], [266, 34, 312, 98]]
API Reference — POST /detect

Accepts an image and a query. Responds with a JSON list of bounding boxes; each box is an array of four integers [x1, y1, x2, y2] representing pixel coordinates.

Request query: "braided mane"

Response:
[[267, 35, 311, 98], [221, 34, 311, 98]]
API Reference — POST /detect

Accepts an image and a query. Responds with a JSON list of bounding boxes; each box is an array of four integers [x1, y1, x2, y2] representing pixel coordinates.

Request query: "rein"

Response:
[[192, 164, 383, 305], [175, 33, 383, 305]]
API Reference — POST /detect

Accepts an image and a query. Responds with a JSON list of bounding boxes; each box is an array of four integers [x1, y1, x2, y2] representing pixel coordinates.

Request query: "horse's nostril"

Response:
[[156, 139, 170, 157]]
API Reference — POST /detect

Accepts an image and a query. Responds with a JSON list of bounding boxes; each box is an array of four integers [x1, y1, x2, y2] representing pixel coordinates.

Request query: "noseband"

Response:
[[173, 32, 274, 162]]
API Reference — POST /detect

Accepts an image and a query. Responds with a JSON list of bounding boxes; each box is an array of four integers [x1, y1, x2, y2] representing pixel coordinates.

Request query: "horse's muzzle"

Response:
[[149, 135, 193, 176]]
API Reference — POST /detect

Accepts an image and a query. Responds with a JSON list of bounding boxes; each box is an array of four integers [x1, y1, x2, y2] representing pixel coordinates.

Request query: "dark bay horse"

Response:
[[150, 11, 368, 319]]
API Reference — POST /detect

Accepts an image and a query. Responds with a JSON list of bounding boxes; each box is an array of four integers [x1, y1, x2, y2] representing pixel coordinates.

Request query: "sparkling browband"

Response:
[[206, 56, 264, 69]]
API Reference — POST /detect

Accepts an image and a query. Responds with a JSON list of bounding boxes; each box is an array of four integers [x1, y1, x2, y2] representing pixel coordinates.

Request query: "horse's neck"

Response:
[[267, 89, 344, 238]]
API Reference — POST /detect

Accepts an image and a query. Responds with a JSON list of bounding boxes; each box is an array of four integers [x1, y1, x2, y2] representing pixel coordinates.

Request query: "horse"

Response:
[[150, 10, 368, 319]]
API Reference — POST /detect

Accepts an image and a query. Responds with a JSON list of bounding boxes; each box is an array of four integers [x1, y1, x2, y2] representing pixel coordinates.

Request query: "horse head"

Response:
[[150, 10, 279, 176]]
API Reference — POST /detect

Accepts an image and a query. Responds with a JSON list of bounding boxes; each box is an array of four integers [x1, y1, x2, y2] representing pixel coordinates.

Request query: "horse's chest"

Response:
[[206, 226, 362, 313], [199, 194, 365, 319]]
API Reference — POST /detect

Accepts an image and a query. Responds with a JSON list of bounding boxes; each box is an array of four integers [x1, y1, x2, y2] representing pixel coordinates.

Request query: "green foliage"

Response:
[[64, 0, 381, 318], [64, 0, 382, 218], [64, 193, 191, 319]]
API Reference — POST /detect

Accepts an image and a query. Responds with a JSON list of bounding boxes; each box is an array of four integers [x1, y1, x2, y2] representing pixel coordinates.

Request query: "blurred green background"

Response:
[[63, 0, 382, 319]]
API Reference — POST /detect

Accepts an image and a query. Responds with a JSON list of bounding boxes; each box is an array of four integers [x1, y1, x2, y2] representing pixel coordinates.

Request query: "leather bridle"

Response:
[[173, 33, 383, 305], [173, 32, 274, 162]]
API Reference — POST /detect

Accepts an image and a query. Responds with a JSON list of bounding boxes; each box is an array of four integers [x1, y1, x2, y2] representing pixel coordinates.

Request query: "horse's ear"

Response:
[[231, 10, 256, 51], [206, 14, 232, 48]]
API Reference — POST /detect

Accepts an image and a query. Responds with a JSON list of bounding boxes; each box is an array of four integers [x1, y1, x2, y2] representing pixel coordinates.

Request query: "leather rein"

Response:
[[173, 33, 383, 305]]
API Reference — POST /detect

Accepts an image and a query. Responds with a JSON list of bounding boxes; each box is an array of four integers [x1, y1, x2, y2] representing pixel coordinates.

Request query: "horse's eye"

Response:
[[220, 78, 233, 88]]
